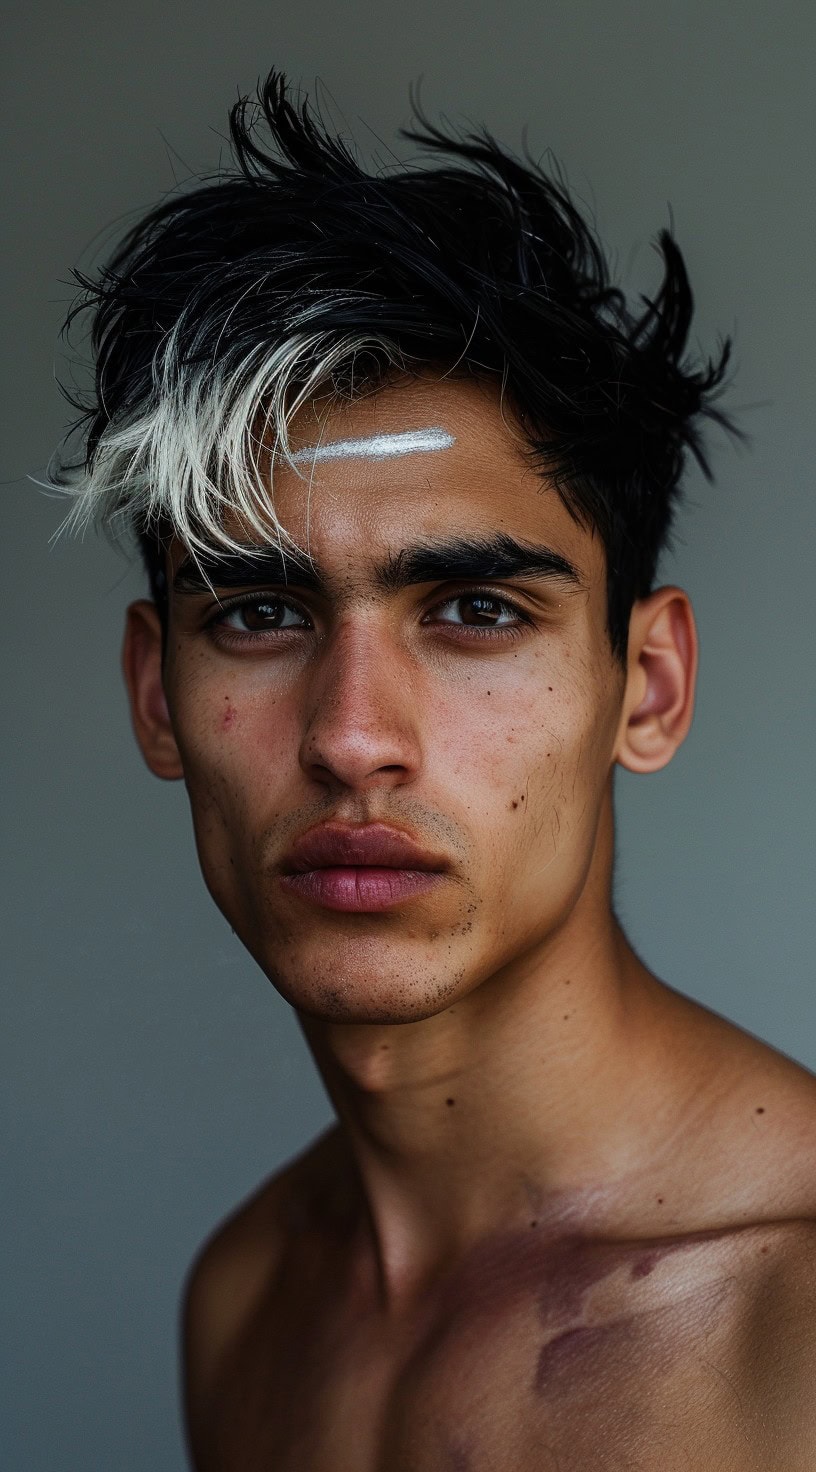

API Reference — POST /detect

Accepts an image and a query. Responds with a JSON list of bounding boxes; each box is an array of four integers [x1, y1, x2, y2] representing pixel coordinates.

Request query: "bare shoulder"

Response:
[[723, 1037, 816, 1465], [734, 1032, 816, 1215], [181, 1124, 343, 1450], [678, 993, 816, 1220]]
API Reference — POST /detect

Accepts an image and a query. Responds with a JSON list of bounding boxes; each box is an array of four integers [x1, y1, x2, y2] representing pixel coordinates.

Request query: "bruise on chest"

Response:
[[379, 1226, 764, 1470], [441, 1225, 735, 1381], [206, 1224, 765, 1472]]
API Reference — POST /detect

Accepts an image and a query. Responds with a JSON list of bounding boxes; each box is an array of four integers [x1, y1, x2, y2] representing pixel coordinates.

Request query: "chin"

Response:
[[257, 943, 470, 1025]]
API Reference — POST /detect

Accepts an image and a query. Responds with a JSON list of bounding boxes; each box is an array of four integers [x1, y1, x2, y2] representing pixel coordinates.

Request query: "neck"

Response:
[[296, 798, 703, 1311]]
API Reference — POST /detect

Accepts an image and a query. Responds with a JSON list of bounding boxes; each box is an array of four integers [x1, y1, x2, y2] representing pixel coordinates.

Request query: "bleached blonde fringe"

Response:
[[48, 324, 406, 570]]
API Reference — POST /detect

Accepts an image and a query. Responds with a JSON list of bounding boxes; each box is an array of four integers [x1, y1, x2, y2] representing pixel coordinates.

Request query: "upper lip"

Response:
[[282, 823, 447, 873]]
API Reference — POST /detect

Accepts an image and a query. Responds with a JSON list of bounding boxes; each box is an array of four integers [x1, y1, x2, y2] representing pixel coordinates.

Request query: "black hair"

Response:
[[55, 68, 735, 662]]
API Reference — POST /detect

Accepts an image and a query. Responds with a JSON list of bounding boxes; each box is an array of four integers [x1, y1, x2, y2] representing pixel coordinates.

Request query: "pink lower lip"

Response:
[[280, 866, 444, 912]]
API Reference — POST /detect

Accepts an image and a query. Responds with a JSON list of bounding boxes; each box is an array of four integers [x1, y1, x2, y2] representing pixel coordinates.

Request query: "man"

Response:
[[55, 70, 816, 1471]]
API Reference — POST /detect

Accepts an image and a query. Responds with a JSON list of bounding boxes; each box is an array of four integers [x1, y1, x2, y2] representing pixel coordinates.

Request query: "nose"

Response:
[[298, 619, 421, 793]]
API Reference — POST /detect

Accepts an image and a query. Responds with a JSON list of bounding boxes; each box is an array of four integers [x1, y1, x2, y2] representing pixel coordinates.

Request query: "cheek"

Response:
[[436, 672, 612, 872], [173, 680, 298, 850]]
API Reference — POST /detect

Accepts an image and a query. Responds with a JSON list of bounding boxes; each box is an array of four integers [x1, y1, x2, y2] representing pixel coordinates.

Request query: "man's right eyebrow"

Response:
[[172, 546, 325, 594]]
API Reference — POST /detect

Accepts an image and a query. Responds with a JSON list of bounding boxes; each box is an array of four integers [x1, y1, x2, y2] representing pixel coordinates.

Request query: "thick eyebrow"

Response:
[[172, 533, 582, 597], [173, 545, 325, 595], [377, 535, 583, 592]]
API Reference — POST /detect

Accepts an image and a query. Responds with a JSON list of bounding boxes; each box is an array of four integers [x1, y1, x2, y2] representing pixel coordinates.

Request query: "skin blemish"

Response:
[[755, 1107, 765, 1115], [656, 1197, 664, 1205], [444, 1439, 473, 1472], [435, 1217, 737, 1375], [630, 1253, 657, 1280], [511, 800, 519, 810], [446, 1097, 456, 1107], [535, 1322, 634, 1391], [220, 704, 238, 730]]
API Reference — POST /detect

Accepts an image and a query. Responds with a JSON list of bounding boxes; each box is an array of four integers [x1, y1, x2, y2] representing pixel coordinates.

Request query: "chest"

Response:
[[204, 1247, 768, 1472]]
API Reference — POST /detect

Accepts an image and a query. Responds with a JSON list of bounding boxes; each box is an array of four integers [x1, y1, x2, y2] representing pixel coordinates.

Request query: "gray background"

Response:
[[4, 2, 814, 1468]]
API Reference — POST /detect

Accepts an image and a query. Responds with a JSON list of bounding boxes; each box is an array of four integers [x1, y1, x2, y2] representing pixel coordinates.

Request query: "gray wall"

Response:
[[4, 3, 814, 1467]]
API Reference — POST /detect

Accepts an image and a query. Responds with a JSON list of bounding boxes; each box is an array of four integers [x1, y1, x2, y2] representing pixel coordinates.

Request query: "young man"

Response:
[[56, 71, 816, 1471]]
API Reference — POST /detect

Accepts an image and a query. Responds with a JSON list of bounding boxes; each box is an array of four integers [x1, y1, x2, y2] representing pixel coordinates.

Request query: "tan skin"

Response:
[[123, 375, 816, 1470]]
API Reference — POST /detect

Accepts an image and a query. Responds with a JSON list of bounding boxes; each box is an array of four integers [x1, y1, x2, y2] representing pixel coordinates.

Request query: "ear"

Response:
[[122, 600, 184, 780], [613, 586, 698, 774]]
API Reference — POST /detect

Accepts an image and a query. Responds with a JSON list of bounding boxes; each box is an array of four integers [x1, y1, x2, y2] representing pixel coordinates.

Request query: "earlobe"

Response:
[[122, 600, 184, 780], [614, 587, 698, 774]]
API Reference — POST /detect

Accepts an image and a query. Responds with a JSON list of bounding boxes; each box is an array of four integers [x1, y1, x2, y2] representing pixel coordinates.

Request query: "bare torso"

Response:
[[183, 1118, 816, 1472]]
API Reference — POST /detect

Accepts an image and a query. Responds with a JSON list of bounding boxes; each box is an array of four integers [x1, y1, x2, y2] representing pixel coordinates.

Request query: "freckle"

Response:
[[760, 1245, 769, 1254], [511, 800, 519, 810], [446, 1097, 455, 1107], [755, 1107, 765, 1114], [564, 979, 571, 986], [530, 1220, 538, 1228], [562, 1014, 569, 1021]]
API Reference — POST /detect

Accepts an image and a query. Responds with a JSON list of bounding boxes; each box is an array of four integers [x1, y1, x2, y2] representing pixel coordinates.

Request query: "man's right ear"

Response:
[[122, 600, 184, 780]]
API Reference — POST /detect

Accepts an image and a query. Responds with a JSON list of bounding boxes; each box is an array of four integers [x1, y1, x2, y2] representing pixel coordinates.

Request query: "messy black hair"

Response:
[[52, 68, 735, 662]]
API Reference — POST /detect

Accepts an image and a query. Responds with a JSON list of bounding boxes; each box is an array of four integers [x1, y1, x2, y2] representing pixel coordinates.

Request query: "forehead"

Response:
[[171, 374, 605, 588], [267, 375, 601, 575]]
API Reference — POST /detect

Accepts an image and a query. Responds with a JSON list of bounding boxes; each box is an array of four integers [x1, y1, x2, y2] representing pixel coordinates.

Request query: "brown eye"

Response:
[[459, 595, 504, 625], [434, 594, 519, 628], [219, 598, 309, 632]]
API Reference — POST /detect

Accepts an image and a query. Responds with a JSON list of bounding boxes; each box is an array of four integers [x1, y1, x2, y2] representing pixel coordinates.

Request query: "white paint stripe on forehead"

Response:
[[289, 427, 455, 463]]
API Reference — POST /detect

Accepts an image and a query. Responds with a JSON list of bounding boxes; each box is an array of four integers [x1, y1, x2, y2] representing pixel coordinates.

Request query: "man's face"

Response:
[[160, 374, 627, 1023]]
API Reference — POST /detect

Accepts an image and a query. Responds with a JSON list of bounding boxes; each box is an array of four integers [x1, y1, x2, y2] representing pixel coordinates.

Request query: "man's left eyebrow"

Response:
[[172, 546, 325, 594], [377, 534, 583, 591]]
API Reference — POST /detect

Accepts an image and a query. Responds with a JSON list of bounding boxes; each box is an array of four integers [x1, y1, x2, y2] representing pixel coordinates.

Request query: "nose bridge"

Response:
[[300, 614, 419, 787]]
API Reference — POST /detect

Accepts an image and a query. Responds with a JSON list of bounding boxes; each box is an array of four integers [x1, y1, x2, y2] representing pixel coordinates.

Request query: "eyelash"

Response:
[[205, 588, 533, 647]]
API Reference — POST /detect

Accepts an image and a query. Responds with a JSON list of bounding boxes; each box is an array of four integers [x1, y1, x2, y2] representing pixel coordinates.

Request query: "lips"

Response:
[[280, 823, 448, 913], [283, 822, 445, 874]]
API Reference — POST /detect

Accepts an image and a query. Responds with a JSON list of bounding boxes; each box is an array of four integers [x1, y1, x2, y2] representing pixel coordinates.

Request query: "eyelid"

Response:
[[424, 585, 532, 620], [205, 590, 313, 627], [202, 584, 534, 636]]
